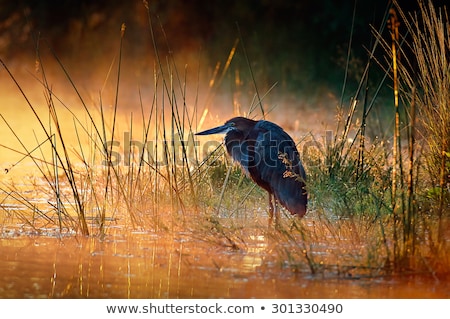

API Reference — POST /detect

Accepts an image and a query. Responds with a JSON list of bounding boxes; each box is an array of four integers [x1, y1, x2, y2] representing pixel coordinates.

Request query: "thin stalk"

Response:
[[217, 164, 233, 214], [236, 22, 265, 119], [357, 67, 370, 180], [338, 0, 357, 110], [52, 134, 63, 233], [389, 7, 401, 262], [406, 86, 416, 254]]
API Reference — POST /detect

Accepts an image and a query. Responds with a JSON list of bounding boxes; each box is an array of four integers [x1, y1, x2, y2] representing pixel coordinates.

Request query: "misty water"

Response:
[[1, 209, 449, 298], [0, 230, 448, 299]]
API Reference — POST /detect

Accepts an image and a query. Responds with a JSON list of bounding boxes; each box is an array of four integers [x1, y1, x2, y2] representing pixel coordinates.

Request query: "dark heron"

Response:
[[196, 117, 307, 220]]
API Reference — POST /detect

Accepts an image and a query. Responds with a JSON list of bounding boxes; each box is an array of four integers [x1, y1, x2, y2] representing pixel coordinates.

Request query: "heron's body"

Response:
[[196, 117, 307, 219]]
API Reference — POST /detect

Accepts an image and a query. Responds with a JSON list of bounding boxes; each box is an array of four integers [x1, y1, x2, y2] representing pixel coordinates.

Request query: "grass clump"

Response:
[[395, 0, 450, 227], [282, 0, 449, 275], [0, 14, 201, 236]]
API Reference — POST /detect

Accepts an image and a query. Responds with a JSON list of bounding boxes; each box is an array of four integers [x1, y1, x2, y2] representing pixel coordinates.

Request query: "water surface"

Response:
[[1, 224, 448, 298]]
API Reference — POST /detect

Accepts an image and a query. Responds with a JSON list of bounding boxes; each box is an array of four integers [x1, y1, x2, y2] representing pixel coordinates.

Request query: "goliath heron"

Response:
[[196, 117, 307, 221]]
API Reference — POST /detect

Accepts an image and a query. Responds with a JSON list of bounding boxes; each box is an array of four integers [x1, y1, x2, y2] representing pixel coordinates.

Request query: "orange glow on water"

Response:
[[0, 220, 449, 298]]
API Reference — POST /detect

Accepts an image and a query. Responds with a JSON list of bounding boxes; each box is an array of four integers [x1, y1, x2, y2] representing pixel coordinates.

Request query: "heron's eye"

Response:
[[229, 122, 235, 127]]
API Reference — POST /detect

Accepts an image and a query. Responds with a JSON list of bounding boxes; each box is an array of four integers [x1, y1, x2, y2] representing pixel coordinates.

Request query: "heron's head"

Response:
[[195, 117, 257, 136]]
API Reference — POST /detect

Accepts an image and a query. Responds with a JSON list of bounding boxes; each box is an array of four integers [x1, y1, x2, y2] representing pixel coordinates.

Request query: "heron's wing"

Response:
[[253, 120, 306, 177], [249, 121, 307, 216]]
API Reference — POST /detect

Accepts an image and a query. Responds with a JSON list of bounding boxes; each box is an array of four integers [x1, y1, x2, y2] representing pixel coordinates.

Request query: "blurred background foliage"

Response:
[[0, 1, 447, 111], [0, 1, 390, 98]]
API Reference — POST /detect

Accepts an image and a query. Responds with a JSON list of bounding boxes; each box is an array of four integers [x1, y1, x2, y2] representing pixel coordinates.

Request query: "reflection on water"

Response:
[[0, 228, 448, 298]]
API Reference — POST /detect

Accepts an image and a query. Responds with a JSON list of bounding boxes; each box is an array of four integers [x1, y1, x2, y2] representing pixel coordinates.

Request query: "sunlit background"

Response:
[[0, 0, 395, 170]]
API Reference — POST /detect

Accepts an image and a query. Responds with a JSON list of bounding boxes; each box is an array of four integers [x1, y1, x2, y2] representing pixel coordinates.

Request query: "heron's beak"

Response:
[[195, 123, 231, 135]]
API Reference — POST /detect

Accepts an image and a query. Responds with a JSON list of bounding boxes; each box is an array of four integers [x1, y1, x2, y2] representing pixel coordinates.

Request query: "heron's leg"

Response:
[[273, 199, 280, 223], [268, 194, 275, 224], [268, 194, 280, 225]]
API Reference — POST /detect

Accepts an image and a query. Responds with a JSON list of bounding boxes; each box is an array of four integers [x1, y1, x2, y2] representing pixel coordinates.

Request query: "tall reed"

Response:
[[395, 0, 449, 240]]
